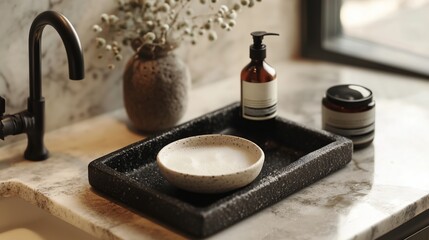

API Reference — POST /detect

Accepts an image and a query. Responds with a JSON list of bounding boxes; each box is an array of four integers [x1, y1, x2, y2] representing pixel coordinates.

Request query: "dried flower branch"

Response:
[[93, 0, 261, 67]]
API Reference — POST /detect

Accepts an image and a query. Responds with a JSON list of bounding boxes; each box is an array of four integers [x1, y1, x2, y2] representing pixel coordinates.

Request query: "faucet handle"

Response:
[[0, 96, 5, 116]]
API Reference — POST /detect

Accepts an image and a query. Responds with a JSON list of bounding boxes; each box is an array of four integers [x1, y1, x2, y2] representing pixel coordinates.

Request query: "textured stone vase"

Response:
[[123, 53, 190, 132]]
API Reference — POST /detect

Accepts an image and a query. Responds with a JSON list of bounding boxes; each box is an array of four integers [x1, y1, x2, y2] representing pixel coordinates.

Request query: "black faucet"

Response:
[[0, 11, 84, 161]]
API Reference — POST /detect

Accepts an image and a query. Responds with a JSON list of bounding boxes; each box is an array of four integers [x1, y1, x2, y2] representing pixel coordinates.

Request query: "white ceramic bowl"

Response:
[[157, 134, 264, 194]]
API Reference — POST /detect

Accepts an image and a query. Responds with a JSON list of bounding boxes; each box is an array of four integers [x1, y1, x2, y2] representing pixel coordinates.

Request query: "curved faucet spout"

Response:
[[29, 10, 85, 101], [24, 11, 85, 160]]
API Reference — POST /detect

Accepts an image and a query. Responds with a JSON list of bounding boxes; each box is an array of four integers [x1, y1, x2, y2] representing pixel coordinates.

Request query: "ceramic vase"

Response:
[[123, 53, 190, 132]]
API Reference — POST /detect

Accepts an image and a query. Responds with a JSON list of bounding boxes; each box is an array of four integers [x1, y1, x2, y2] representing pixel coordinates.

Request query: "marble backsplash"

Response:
[[0, 0, 299, 145]]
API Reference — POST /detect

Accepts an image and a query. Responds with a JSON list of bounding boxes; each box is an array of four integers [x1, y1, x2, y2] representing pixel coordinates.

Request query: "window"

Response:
[[301, 0, 429, 78]]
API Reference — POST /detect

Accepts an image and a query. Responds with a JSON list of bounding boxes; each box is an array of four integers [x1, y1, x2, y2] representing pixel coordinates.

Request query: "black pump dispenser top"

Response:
[[250, 31, 279, 60]]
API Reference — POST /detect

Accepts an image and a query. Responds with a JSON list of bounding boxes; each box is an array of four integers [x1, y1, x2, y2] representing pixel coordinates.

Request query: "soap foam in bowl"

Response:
[[157, 134, 265, 194]]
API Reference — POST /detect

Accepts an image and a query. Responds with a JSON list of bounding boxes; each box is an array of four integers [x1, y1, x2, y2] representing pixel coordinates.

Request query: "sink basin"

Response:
[[0, 197, 98, 240]]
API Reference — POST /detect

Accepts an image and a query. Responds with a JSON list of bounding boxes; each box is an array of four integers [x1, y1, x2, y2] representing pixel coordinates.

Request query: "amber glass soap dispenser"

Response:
[[241, 31, 279, 123]]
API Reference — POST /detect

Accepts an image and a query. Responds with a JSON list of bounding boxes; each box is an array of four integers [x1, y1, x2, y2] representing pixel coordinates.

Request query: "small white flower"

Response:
[[95, 37, 106, 48], [146, 20, 154, 27], [227, 10, 237, 19], [214, 17, 223, 24], [112, 44, 121, 54], [241, 0, 249, 6], [208, 31, 217, 41], [220, 22, 228, 29], [105, 44, 112, 51], [158, 3, 170, 12], [109, 15, 119, 24], [184, 28, 192, 35], [100, 13, 109, 23], [115, 54, 123, 61], [161, 24, 170, 31], [219, 5, 228, 13], [228, 20, 236, 27], [143, 32, 156, 42], [92, 24, 102, 33], [204, 21, 211, 30], [233, 3, 241, 11]]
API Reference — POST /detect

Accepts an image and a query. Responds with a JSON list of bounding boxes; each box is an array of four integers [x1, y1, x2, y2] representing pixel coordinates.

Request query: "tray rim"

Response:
[[88, 102, 353, 237]]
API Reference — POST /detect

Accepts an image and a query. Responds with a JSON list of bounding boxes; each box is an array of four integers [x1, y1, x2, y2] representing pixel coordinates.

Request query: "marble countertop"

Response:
[[1, 60, 429, 240]]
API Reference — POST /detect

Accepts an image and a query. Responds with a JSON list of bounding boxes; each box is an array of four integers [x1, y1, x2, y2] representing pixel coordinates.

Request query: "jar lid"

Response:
[[326, 84, 373, 107]]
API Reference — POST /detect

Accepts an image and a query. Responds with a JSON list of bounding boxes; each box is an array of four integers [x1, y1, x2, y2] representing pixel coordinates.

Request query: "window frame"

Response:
[[301, 0, 429, 79]]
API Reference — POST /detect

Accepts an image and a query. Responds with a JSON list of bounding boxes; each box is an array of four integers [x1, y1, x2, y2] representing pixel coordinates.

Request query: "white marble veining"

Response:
[[0, 0, 297, 148], [1, 61, 429, 239]]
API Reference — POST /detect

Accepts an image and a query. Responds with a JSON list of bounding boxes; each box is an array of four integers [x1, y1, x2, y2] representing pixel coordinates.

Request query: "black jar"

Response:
[[322, 84, 375, 149]]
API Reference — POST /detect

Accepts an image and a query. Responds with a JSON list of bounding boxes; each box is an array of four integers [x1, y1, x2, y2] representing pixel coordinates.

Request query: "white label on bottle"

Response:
[[242, 79, 277, 120], [322, 105, 375, 131]]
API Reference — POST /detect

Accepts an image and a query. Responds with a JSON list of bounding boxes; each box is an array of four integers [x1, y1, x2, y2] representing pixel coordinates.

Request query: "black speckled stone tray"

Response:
[[88, 102, 352, 237]]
